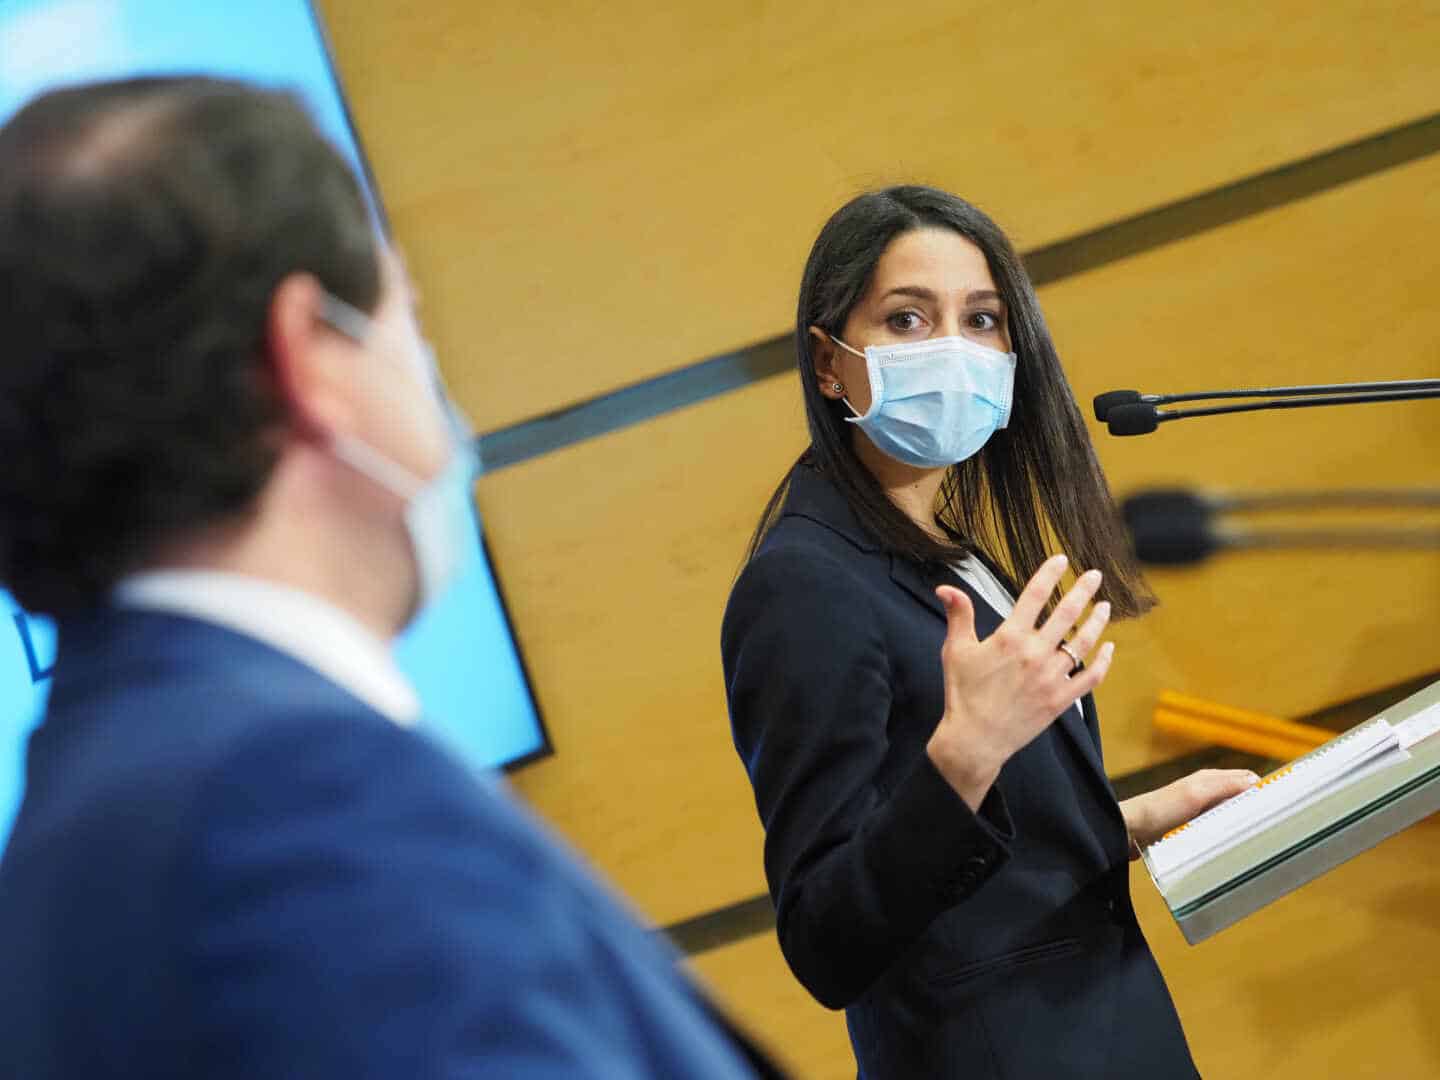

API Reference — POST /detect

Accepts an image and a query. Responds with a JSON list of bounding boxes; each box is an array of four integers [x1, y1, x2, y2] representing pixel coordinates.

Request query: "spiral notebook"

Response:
[[1142, 678, 1440, 944]]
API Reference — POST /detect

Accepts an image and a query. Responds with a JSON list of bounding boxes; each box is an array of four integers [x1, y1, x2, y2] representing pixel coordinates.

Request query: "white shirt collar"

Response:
[[112, 570, 420, 726]]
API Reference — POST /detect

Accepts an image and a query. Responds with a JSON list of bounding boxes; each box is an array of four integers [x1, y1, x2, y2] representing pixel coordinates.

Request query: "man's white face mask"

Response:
[[319, 293, 480, 616]]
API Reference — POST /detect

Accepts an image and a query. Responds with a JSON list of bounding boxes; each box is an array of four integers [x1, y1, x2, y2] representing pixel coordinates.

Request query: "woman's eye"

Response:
[[887, 311, 922, 332], [968, 311, 1000, 331]]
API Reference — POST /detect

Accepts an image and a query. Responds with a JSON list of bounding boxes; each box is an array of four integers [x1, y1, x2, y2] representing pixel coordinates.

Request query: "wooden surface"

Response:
[[687, 933, 853, 1079], [1065, 150, 1440, 776], [316, 0, 1440, 431], [476, 374, 799, 925]]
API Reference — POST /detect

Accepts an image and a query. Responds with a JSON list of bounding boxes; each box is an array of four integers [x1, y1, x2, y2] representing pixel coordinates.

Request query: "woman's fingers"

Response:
[[934, 555, 1118, 781], [1008, 554, 1070, 629], [1064, 641, 1117, 701], [1008, 555, 1106, 652], [1038, 568, 1104, 647], [1179, 769, 1261, 819], [936, 585, 977, 652], [1063, 601, 1112, 668], [1130, 769, 1260, 846]]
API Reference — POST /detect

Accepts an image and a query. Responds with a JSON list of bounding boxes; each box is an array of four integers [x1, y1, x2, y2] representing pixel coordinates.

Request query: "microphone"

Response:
[[1106, 387, 1440, 436], [1093, 390, 1152, 421], [1123, 491, 1219, 564], [1093, 378, 1440, 422], [1122, 488, 1440, 566], [1107, 404, 1164, 436]]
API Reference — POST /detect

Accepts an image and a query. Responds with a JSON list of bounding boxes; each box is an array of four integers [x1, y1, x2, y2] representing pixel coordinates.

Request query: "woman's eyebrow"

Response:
[[880, 285, 939, 302], [879, 285, 1005, 306]]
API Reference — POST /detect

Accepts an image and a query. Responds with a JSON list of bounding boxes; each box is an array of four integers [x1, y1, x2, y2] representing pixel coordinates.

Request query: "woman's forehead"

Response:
[[869, 227, 995, 297]]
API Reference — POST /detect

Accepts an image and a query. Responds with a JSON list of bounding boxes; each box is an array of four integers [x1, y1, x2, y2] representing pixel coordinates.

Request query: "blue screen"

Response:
[[0, 0, 546, 850], [0, 599, 54, 843]]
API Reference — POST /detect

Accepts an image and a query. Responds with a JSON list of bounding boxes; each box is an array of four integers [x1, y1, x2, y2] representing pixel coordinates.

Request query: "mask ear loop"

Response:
[[318, 293, 371, 341], [331, 434, 424, 500], [317, 292, 431, 499], [826, 332, 867, 420]]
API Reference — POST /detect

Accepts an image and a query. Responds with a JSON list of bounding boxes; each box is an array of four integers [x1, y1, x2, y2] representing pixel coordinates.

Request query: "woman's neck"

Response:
[[852, 434, 949, 540]]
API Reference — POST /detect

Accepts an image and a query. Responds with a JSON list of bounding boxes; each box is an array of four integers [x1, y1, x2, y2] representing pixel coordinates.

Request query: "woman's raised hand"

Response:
[[926, 554, 1115, 811]]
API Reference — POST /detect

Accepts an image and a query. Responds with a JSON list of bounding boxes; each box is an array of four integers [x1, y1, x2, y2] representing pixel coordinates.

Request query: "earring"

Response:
[[832, 382, 844, 393]]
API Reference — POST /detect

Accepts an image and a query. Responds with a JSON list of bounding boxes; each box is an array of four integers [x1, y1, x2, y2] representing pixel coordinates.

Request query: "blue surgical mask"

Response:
[[832, 334, 1017, 468], [320, 295, 480, 615]]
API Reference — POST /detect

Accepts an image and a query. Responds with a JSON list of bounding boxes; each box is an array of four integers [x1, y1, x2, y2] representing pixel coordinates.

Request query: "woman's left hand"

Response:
[[1120, 769, 1260, 858]]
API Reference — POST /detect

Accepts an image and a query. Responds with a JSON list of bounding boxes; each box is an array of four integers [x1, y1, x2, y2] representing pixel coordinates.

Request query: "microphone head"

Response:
[[1107, 403, 1160, 436], [1121, 490, 1220, 566], [1093, 390, 1140, 422]]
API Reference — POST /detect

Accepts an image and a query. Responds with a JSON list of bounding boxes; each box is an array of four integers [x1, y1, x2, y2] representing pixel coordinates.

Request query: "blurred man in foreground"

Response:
[[0, 76, 779, 1079]]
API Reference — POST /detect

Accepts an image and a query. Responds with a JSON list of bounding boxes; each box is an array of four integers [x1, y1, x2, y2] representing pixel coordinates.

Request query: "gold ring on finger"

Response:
[[1058, 641, 1082, 675]]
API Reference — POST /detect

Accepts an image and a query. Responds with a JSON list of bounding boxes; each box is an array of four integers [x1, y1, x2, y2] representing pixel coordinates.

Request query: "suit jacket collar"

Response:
[[781, 465, 955, 623], [781, 464, 1115, 802], [50, 606, 385, 722], [113, 570, 418, 725], [780, 463, 883, 554]]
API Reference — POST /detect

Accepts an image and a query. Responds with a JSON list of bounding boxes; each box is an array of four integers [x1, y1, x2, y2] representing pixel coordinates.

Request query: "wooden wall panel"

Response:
[[478, 375, 807, 925], [480, 152, 1439, 926], [316, 0, 1440, 431], [1051, 151, 1440, 775], [688, 934, 852, 1080]]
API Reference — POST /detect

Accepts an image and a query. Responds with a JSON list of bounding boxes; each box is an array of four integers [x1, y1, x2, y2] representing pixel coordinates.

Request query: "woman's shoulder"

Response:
[[724, 513, 890, 637], [747, 511, 885, 584]]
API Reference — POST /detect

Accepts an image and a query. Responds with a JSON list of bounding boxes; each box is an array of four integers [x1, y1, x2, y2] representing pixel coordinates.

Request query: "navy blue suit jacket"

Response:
[[722, 466, 1198, 1078], [0, 607, 779, 1079]]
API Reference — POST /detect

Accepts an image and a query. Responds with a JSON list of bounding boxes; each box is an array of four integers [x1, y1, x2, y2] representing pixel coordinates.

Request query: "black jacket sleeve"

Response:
[[721, 545, 1014, 1009]]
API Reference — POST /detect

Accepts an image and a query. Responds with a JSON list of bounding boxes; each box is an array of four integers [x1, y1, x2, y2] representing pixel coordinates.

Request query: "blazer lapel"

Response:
[[887, 554, 956, 627], [1057, 696, 1114, 805]]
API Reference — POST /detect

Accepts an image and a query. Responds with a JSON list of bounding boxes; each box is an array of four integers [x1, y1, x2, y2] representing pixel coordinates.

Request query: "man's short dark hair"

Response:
[[0, 76, 381, 614]]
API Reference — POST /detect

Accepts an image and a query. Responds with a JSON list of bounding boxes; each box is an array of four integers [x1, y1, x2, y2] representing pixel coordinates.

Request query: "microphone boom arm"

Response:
[[1107, 387, 1440, 435]]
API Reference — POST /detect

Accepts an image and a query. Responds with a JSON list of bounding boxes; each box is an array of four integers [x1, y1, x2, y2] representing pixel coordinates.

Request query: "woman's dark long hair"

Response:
[[747, 185, 1155, 617]]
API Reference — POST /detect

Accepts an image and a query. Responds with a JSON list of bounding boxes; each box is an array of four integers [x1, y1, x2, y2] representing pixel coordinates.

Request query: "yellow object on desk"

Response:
[[1153, 690, 1334, 761]]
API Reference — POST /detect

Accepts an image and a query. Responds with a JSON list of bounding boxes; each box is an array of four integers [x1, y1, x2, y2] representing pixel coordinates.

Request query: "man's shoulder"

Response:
[[50, 606, 390, 753], [10, 633, 763, 1079], [19, 609, 406, 868], [44, 605, 661, 948]]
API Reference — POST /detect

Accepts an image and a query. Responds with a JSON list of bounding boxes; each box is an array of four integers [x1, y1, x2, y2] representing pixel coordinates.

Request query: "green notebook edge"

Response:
[[1144, 677, 1440, 946]]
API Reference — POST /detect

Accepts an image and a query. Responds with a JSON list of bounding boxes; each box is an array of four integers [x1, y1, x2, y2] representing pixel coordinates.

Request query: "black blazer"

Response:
[[722, 466, 1199, 1079]]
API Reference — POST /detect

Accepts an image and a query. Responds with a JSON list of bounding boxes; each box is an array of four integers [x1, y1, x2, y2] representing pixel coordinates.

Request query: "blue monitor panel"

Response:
[[0, 598, 53, 846], [0, 0, 548, 851]]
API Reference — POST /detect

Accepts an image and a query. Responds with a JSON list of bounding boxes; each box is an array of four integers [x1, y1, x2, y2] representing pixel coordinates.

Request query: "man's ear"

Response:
[[265, 273, 355, 443]]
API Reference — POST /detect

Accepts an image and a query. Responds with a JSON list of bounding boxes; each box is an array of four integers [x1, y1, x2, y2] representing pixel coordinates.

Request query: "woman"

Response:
[[720, 186, 1255, 1078]]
